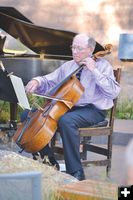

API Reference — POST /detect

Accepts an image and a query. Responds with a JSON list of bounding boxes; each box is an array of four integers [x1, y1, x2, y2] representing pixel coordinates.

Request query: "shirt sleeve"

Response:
[[33, 64, 64, 95], [92, 59, 121, 99]]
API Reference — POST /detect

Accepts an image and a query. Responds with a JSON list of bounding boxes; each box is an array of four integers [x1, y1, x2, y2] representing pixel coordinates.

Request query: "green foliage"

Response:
[[0, 96, 46, 123], [115, 99, 133, 119], [28, 94, 45, 108], [0, 111, 10, 123], [0, 101, 10, 123]]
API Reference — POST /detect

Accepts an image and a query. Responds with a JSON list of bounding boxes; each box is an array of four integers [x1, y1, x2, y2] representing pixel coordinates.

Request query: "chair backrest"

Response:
[[0, 171, 41, 200], [109, 68, 121, 129]]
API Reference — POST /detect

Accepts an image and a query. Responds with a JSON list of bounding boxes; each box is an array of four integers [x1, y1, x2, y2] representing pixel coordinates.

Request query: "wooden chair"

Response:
[[52, 68, 121, 176]]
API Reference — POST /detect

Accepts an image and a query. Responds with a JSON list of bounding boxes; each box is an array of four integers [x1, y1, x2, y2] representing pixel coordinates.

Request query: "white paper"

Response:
[[10, 75, 31, 110]]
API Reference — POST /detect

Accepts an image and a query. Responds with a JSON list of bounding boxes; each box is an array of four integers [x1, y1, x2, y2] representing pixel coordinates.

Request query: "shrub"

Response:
[[115, 99, 133, 119], [0, 101, 10, 123]]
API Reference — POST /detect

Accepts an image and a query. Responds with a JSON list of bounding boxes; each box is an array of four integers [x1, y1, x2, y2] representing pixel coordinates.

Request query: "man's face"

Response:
[[71, 35, 93, 63]]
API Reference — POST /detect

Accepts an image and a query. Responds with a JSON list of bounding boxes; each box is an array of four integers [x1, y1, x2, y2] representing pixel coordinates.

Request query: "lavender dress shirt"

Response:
[[33, 58, 121, 110]]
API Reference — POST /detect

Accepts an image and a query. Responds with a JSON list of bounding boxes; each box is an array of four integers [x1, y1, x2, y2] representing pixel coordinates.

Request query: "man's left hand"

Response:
[[80, 57, 96, 71]]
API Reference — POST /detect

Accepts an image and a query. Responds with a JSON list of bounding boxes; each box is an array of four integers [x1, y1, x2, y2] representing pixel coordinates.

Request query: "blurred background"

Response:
[[0, 0, 133, 121]]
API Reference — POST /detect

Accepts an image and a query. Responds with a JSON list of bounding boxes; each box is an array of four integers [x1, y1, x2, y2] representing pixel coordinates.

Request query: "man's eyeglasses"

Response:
[[70, 45, 88, 52]]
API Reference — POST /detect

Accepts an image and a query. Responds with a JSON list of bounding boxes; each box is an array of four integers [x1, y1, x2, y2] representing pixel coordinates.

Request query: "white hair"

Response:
[[74, 33, 96, 51], [88, 36, 96, 51]]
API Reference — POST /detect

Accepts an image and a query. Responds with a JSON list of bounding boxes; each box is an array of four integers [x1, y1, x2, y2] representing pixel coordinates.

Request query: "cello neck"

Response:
[[46, 64, 84, 96]]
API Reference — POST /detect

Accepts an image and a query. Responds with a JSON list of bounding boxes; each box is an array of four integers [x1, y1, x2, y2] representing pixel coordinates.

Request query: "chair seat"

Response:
[[90, 120, 108, 128]]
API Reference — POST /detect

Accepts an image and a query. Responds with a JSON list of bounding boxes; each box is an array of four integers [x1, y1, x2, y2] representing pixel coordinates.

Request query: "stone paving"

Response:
[[84, 144, 126, 186]]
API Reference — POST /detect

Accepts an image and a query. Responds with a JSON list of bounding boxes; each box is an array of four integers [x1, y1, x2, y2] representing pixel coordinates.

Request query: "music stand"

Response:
[[0, 62, 30, 134], [0, 35, 6, 55], [0, 69, 18, 103]]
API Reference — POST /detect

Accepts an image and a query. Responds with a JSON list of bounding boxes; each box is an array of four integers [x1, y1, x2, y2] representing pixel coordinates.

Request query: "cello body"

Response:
[[13, 75, 84, 153]]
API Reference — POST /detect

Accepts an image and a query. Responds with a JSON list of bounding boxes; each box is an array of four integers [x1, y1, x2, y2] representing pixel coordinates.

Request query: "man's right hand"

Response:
[[25, 79, 39, 93]]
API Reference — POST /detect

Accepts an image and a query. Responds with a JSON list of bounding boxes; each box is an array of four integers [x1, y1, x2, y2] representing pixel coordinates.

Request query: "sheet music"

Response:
[[10, 75, 31, 110]]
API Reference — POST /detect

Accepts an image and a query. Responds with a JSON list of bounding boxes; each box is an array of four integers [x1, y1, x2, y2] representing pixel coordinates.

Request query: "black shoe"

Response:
[[71, 169, 85, 181], [32, 152, 39, 160], [47, 156, 60, 171], [32, 153, 60, 171]]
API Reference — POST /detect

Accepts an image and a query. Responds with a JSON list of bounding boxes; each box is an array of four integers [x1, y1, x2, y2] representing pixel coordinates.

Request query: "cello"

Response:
[[13, 44, 112, 153]]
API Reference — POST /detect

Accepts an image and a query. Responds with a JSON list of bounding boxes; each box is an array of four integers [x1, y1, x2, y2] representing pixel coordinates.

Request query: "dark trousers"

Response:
[[58, 104, 106, 174]]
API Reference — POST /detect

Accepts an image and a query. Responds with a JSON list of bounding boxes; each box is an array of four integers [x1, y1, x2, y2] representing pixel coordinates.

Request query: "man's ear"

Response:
[[90, 47, 94, 53], [87, 47, 93, 56]]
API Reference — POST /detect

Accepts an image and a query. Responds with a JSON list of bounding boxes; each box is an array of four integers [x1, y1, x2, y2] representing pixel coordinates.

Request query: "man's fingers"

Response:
[[25, 80, 38, 93]]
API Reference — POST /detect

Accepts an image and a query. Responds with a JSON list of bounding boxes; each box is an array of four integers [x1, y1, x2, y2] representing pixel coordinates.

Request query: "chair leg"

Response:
[[81, 143, 87, 160], [107, 159, 111, 177], [80, 136, 91, 160], [106, 135, 113, 177]]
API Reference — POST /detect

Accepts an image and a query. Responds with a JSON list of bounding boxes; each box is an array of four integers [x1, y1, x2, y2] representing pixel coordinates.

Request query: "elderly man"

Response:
[[25, 33, 120, 180]]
